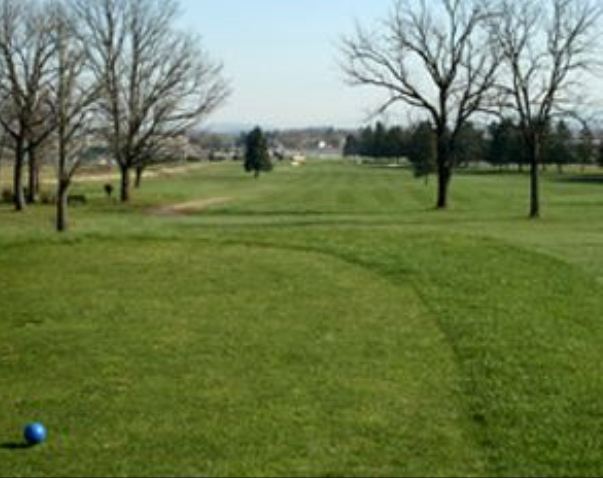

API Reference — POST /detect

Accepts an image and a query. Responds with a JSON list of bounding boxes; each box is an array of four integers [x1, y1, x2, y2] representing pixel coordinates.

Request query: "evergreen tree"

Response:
[[546, 120, 573, 174], [343, 134, 359, 157], [373, 122, 387, 158], [487, 121, 508, 170], [385, 126, 409, 159], [510, 125, 529, 172], [487, 119, 524, 171], [576, 125, 594, 172], [353, 123, 409, 159], [455, 121, 485, 167], [244, 127, 272, 178], [358, 126, 374, 157], [408, 122, 436, 181]]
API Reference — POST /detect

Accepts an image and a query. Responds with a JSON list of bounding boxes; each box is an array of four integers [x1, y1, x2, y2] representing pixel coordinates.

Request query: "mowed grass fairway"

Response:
[[0, 161, 602, 477]]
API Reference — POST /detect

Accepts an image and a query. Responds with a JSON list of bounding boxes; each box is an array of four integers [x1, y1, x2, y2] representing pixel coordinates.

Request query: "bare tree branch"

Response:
[[46, 0, 100, 231], [0, 0, 57, 208], [72, 0, 230, 202], [491, 0, 602, 218], [340, 0, 500, 209]]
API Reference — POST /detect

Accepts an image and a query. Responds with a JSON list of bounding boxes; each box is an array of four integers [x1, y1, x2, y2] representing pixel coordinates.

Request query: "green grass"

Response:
[[0, 161, 601, 477]]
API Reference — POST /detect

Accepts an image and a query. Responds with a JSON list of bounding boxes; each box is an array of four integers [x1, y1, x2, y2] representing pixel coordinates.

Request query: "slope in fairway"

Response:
[[0, 160, 601, 476]]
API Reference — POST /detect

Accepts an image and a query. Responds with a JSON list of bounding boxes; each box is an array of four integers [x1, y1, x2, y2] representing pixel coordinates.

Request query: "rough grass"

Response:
[[0, 161, 601, 477]]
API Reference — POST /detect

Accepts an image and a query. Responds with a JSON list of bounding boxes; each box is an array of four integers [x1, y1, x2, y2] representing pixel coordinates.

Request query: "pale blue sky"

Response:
[[179, 0, 393, 129]]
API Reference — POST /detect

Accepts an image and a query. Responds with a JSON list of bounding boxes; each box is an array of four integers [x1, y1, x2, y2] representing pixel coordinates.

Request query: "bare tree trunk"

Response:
[[27, 148, 38, 204], [34, 155, 40, 196], [120, 164, 131, 202], [13, 141, 26, 211], [436, 135, 451, 210], [56, 179, 69, 232], [437, 165, 451, 209], [529, 138, 541, 219], [0, 136, 4, 192], [135, 165, 144, 188]]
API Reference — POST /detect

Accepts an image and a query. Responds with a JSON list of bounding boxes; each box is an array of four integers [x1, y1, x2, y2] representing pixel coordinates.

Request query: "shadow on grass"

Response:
[[203, 210, 360, 217], [554, 175, 603, 185], [363, 164, 409, 170], [1, 442, 34, 451], [455, 169, 527, 176]]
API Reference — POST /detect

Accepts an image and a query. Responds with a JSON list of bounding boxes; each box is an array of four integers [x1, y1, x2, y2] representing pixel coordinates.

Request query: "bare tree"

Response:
[[133, 135, 185, 189], [0, 0, 56, 210], [341, 0, 499, 209], [26, 97, 54, 202], [492, 0, 601, 218], [0, 122, 5, 190], [0, 102, 17, 194], [0, 131, 5, 193], [72, 0, 229, 203], [46, 2, 98, 232]]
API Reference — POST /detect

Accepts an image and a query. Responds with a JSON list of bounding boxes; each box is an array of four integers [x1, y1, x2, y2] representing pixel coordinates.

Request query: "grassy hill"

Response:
[[0, 161, 601, 476]]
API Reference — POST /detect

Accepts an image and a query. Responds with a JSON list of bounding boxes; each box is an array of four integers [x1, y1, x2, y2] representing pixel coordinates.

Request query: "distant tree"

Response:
[[372, 122, 388, 158], [504, 122, 529, 172], [343, 134, 359, 157], [546, 120, 573, 174], [539, 122, 552, 172], [351, 123, 409, 159], [575, 125, 594, 172], [408, 122, 436, 182], [385, 126, 409, 159], [455, 122, 485, 168], [598, 141, 603, 168], [244, 127, 272, 178], [488, 120, 511, 170], [358, 126, 374, 157]]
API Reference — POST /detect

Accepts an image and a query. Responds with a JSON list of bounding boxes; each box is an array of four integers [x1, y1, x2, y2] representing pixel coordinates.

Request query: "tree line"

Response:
[[0, 0, 229, 231], [341, 0, 602, 218], [344, 120, 603, 175]]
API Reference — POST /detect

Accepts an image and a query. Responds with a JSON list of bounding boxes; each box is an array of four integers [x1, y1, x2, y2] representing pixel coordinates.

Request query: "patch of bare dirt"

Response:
[[151, 197, 232, 216]]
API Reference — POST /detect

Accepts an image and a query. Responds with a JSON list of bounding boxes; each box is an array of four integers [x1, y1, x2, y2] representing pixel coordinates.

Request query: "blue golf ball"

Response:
[[24, 423, 47, 446]]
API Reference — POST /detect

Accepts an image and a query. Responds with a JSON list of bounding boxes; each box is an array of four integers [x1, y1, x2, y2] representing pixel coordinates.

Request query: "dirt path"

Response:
[[151, 197, 233, 216]]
